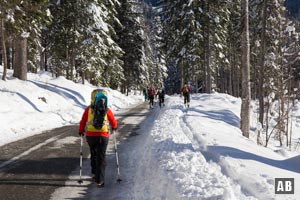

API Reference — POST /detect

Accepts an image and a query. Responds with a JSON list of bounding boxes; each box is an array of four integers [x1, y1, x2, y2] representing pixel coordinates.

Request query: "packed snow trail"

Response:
[[51, 101, 183, 200], [151, 101, 247, 200]]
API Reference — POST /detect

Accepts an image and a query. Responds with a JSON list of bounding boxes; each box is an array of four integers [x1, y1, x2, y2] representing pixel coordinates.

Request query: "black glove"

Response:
[[111, 128, 117, 134], [79, 132, 84, 136]]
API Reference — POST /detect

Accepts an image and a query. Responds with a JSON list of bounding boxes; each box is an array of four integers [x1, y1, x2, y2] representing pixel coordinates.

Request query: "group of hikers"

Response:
[[143, 82, 192, 108], [78, 82, 192, 188], [143, 85, 166, 108]]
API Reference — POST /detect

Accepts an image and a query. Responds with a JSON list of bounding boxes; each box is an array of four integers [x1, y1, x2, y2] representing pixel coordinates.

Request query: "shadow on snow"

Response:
[[0, 89, 42, 112], [28, 80, 86, 109]]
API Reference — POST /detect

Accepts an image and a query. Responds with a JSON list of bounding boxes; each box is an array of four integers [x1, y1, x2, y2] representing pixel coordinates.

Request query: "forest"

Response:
[[1, 0, 300, 146]]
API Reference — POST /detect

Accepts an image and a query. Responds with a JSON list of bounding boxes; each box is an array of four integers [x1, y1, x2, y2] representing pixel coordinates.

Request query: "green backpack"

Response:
[[183, 85, 189, 94], [91, 90, 108, 129]]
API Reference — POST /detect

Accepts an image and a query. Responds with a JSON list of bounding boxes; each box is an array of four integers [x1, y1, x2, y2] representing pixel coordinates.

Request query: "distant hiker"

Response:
[[78, 89, 117, 187], [157, 89, 165, 107], [148, 84, 156, 108], [180, 83, 191, 107], [143, 87, 148, 101]]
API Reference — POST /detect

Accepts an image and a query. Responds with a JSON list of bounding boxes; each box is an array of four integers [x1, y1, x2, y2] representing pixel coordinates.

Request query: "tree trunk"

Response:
[[232, 48, 239, 97], [288, 66, 293, 148], [289, 97, 294, 150], [265, 98, 270, 146], [240, 0, 251, 138], [204, 0, 211, 93], [71, 54, 75, 81], [258, 0, 267, 127], [44, 48, 48, 71], [228, 64, 233, 95], [1, 17, 8, 81], [278, 95, 283, 146], [81, 70, 85, 84], [40, 46, 45, 71], [180, 60, 184, 91], [13, 36, 28, 80], [68, 48, 76, 81], [194, 73, 198, 93], [7, 41, 12, 69], [66, 49, 70, 79]]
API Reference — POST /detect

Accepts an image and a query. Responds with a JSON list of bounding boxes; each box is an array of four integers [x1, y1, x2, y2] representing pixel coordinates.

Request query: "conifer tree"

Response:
[[117, 0, 146, 94], [1, 0, 49, 80], [46, 0, 124, 88], [160, 0, 233, 93], [151, 15, 167, 88], [240, 0, 251, 138], [250, 0, 297, 146]]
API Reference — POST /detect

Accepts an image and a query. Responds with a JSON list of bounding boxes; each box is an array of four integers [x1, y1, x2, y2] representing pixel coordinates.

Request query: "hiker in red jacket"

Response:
[[79, 89, 117, 187], [148, 84, 156, 108], [180, 83, 191, 107]]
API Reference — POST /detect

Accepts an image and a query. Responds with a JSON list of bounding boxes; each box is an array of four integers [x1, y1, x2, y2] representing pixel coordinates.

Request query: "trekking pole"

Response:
[[113, 130, 122, 183], [78, 135, 83, 184]]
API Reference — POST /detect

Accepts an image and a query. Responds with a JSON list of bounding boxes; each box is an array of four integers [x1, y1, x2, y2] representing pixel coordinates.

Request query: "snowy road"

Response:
[[0, 125, 86, 200], [0, 102, 149, 200]]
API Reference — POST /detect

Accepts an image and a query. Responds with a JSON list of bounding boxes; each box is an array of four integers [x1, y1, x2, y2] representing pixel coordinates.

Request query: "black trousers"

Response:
[[149, 95, 154, 106], [86, 136, 109, 183], [183, 93, 190, 104], [159, 96, 164, 107]]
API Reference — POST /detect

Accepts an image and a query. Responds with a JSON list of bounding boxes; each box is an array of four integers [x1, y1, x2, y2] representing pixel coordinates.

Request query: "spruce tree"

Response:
[[1, 0, 49, 80], [46, 0, 124, 88], [117, 0, 146, 94]]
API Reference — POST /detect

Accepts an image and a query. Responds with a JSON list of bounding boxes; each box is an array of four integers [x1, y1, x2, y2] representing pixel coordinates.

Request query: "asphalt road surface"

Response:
[[0, 102, 149, 200]]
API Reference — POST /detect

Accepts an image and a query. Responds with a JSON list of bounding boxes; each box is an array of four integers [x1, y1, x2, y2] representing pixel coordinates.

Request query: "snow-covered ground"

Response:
[[149, 94, 300, 200], [0, 68, 142, 146], [1, 66, 300, 200]]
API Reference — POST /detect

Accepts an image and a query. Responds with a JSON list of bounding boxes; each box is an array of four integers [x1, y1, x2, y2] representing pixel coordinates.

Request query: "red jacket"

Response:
[[180, 84, 191, 93], [148, 86, 156, 96], [79, 107, 117, 137]]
